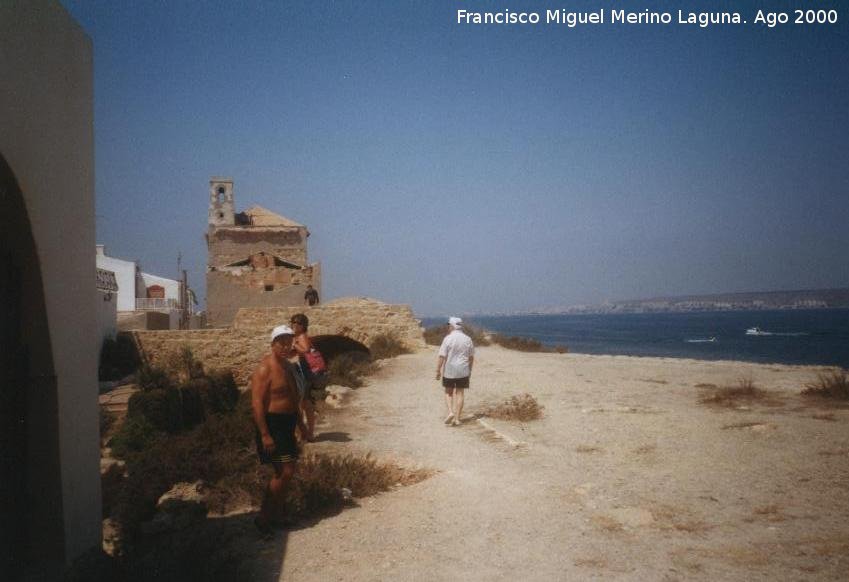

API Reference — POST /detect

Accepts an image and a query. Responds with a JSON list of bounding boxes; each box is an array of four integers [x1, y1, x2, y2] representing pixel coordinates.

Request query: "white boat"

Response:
[[746, 327, 769, 336]]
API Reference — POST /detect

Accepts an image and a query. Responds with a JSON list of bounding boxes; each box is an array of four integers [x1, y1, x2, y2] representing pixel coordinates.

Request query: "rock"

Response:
[[141, 481, 208, 535], [325, 385, 352, 408]]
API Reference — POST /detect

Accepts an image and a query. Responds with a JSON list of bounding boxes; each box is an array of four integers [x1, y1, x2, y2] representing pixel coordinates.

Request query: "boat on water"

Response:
[[746, 327, 769, 336]]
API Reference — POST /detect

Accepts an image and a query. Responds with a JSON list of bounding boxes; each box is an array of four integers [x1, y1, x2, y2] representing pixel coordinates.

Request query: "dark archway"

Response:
[[311, 335, 370, 362], [0, 154, 64, 578]]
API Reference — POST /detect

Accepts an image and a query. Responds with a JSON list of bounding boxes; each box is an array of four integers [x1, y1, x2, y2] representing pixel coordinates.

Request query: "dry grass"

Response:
[[802, 370, 849, 401], [368, 333, 411, 360], [751, 504, 785, 522], [721, 421, 769, 430], [574, 557, 608, 569], [694, 383, 718, 389], [326, 352, 375, 388], [698, 377, 770, 408], [479, 393, 543, 422], [591, 515, 624, 533], [633, 444, 656, 454], [285, 453, 432, 517], [811, 412, 837, 421], [639, 378, 669, 385], [576, 445, 603, 454], [650, 504, 711, 534]]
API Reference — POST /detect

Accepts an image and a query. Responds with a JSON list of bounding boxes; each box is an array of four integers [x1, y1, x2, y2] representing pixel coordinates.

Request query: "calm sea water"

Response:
[[421, 309, 849, 368]]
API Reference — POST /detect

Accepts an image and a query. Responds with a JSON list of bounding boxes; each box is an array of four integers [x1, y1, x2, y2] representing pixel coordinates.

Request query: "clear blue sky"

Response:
[[61, 0, 849, 316]]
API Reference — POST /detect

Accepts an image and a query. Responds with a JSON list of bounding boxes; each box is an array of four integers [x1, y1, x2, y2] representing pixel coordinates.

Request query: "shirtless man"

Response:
[[252, 324, 307, 537]]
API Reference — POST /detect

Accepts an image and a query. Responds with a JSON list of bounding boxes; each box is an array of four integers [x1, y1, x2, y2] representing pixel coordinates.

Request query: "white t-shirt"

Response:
[[438, 329, 475, 379]]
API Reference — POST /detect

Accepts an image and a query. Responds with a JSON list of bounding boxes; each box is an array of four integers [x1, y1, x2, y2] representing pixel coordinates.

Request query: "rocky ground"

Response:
[[228, 346, 848, 581]]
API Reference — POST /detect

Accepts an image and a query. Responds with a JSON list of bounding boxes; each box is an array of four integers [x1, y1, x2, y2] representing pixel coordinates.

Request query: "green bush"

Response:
[[127, 389, 182, 433], [138, 364, 171, 392], [100, 408, 117, 438], [109, 416, 162, 459], [111, 395, 257, 545], [368, 333, 411, 360], [200, 370, 240, 414]]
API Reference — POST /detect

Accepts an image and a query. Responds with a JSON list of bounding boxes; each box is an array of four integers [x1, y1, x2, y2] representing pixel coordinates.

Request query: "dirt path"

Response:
[[250, 346, 848, 581]]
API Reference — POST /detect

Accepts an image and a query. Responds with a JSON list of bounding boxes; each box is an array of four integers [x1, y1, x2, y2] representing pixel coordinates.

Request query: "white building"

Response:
[[96, 245, 191, 330]]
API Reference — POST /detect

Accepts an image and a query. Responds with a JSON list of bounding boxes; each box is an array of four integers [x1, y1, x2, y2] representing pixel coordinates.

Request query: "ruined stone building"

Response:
[[206, 177, 321, 326]]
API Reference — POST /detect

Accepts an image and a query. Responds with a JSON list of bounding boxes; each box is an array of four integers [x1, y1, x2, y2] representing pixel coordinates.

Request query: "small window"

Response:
[[264, 284, 274, 292], [218, 212, 224, 219], [217, 186, 225, 195]]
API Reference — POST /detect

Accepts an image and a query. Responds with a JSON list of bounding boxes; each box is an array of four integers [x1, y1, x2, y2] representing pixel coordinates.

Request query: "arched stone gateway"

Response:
[[132, 297, 425, 385]]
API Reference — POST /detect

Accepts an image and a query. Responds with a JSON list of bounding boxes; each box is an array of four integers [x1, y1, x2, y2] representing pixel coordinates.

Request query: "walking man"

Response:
[[436, 316, 475, 426], [251, 324, 307, 538]]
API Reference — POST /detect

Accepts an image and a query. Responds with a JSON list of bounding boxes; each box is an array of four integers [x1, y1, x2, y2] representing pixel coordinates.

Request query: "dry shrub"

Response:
[[576, 445, 602, 454], [161, 345, 205, 383], [802, 370, 849, 400], [480, 393, 543, 421], [283, 453, 431, 518], [698, 377, 768, 408], [490, 334, 546, 352], [423, 326, 445, 346], [327, 352, 375, 388], [812, 412, 837, 421], [110, 395, 257, 545], [424, 323, 492, 347], [591, 515, 624, 533], [368, 333, 411, 360]]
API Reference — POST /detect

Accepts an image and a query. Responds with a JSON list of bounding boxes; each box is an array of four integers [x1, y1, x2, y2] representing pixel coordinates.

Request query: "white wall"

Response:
[[140, 271, 181, 301], [96, 290, 118, 344], [0, 0, 101, 567], [96, 251, 138, 311]]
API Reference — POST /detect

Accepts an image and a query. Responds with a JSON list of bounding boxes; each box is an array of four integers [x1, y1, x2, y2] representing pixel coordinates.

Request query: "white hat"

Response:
[[270, 324, 294, 341], [448, 316, 463, 329]]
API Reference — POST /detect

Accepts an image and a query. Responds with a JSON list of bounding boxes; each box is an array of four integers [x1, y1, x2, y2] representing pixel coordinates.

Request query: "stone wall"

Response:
[[234, 297, 426, 348], [133, 297, 425, 386], [117, 310, 171, 331], [207, 226, 307, 267], [206, 270, 317, 328]]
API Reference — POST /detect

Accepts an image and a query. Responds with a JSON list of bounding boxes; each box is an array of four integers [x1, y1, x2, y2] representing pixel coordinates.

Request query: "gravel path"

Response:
[[248, 346, 848, 581]]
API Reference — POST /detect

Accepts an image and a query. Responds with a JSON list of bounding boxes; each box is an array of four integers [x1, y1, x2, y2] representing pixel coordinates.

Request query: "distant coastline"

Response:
[[443, 288, 849, 318]]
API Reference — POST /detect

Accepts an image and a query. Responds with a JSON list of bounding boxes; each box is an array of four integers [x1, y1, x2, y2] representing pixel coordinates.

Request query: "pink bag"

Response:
[[304, 349, 327, 374]]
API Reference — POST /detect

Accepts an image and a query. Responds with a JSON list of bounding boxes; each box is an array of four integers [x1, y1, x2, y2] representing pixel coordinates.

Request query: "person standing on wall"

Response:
[[436, 316, 475, 426], [304, 284, 319, 306]]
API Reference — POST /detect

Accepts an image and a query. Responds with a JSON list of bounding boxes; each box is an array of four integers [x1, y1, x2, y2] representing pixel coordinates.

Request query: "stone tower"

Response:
[[205, 177, 322, 327], [208, 177, 235, 227]]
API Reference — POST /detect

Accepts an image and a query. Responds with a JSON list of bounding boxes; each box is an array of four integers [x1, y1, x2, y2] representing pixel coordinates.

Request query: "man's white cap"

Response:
[[448, 316, 463, 329], [270, 324, 294, 341]]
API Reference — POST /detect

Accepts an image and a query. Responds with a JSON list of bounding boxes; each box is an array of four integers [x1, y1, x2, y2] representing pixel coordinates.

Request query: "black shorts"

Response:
[[255, 412, 299, 465], [442, 376, 470, 390]]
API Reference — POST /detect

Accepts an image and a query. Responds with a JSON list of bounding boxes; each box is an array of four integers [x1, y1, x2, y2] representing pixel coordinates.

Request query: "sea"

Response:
[[421, 309, 849, 369]]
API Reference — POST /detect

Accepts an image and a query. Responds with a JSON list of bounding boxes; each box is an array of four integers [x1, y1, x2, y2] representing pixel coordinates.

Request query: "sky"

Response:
[[61, 0, 849, 316]]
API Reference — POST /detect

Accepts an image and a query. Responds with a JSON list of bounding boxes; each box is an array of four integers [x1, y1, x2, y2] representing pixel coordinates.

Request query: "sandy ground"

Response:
[[245, 346, 848, 581]]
